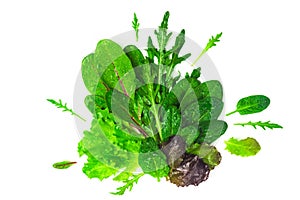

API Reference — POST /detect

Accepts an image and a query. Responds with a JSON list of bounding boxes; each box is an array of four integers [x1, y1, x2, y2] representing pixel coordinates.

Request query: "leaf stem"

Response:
[[191, 51, 205, 66], [226, 110, 237, 116]]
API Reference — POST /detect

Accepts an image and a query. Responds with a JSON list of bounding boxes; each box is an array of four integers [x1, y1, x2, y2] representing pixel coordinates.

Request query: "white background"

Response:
[[1, 0, 299, 199]]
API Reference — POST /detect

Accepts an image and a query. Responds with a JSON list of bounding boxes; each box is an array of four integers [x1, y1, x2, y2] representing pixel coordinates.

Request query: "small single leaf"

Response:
[[111, 173, 143, 195], [225, 137, 261, 157], [227, 95, 270, 116], [132, 13, 140, 41], [234, 121, 283, 130], [52, 161, 77, 169], [47, 99, 86, 121]]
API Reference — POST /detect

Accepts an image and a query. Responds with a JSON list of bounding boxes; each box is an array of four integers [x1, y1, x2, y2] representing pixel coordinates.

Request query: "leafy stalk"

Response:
[[47, 99, 86, 122], [111, 173, 144, 195], [132, 13, 140, 42], [234, 121, 283, 130], [192, 32, 222, 66]]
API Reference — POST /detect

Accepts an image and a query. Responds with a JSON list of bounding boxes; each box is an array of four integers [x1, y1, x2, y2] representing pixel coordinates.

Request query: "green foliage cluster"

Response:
[[49, 11, 283, 195]]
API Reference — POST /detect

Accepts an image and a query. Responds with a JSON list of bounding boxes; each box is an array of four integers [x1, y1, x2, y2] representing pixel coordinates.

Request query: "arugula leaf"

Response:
[[47, 99, 86, 121], [234, 121, 283, 130], [52, 161, 77, 169], [111, 173, 144, 195], [155, 11, 172, 52], [227, 95, 270, 116], [192, 32, 222, 66], [132, 13, 140, 42], [225, 137, 261, 157]]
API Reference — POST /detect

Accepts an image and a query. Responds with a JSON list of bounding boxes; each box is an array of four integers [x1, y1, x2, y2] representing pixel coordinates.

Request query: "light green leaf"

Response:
[[225, 137, 261, 157], [94, 39, 136, 95]]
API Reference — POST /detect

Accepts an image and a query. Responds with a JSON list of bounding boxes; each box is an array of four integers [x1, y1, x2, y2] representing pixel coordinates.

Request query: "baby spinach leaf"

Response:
[[226, 95, 270, 116], [198, 97, 224, 121], [138, 151, 170, 180], [95, 39, 136, 95], [161, 106, 181, 142], [81, 53, 101, 94], [52, 161, 77, 169], [124, 45, 146, 82], [225, 137, 261, 157], [138, 137, 169, 180], [196, 80, 223, 100], [181, 97, 223, 127], [197, 120, 228, 144], [177, 126, 199, 146]]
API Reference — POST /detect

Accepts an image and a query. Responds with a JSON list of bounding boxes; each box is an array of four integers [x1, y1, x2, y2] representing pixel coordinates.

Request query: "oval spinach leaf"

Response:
[[226, 95, 270, 116], [197, 120, 228, 144]]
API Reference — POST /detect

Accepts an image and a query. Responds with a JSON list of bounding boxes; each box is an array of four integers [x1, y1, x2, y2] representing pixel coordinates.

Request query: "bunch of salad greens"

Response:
[[49, 11, 282, 195]]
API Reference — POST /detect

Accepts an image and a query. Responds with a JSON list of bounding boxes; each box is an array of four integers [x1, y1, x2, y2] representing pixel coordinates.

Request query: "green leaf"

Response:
[[139, 137, 159, 153], [155, 11, 172, 51], [94, 39, 136, 95], [192, 32, 222, 66], [225, 137, 261, 157], [197, 120, 228, 144], [138, 151, 170, 180], [138, 137, 169, 180], [81, 53, 101, 94], [84, 95, 107, 118], [111, 173, 144, 195], [182, 97, 224, 126], [187, 143, 221, 169], [234, 121, 283, 130], [177, 126, 199, 146], [82, 155, 117, 181], [47, 99, 86, 121], [80, 119, 139, 171], [52, 161, 77, 169], [132, 13, 140, 42], [161, 106, 181, 142], [196, 80, 223, 100], [226, 95, 270, 116], [124, 45, 146, 82]]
